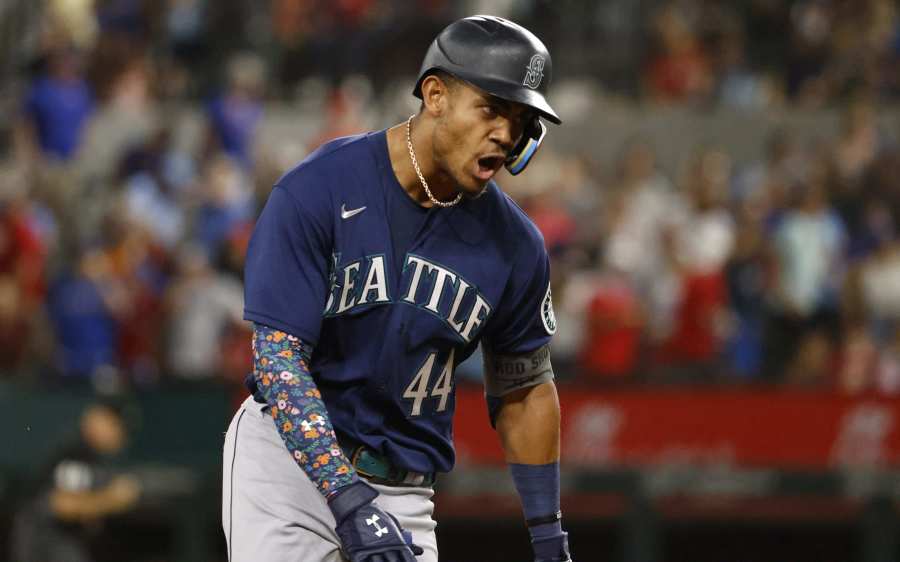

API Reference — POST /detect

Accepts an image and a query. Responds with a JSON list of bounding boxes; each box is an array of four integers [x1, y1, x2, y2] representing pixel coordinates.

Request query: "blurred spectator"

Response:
[[118, 125, 196, 193], [786, 0, 834, 105], [577, 260, 644, 381], [765, 171, 846, 380], [163, 0, 208, 92], [729, 127, 807, 362], [46, 250, 119, 379], [656, 148, 735, 376], [644, 3, 714, 104], [14, 45, 94, 163], [204, 52, 266, 169], [860, 239, 900, 344], [714, 28, 779, 110], [672, 149, 736, 276], [604, 139, 685, 341], [831, 101, 889, 259], [0, 194, 48, 312], [163, 244, 244, 380], [192, 155, 255, 259], [77, 37, 157, 189], [121, 128, 193, 249], [96, 215, 169, 384], [10, 401, 141, 562], [724, 198, 772, 379]]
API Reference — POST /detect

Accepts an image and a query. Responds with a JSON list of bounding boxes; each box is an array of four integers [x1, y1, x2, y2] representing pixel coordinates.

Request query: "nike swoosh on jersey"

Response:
[[341, 204, 367, 219]]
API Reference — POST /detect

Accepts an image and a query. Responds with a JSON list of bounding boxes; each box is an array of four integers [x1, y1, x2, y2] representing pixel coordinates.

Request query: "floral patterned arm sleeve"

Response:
[[252, 322, 357, 497]]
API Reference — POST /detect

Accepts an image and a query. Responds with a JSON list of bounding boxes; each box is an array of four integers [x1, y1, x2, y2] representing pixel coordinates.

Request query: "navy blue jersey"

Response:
[[243, 130, 554, 473]]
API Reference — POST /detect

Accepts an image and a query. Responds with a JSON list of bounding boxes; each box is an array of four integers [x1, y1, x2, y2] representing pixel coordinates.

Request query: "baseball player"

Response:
[[222, 15, 572, 562]]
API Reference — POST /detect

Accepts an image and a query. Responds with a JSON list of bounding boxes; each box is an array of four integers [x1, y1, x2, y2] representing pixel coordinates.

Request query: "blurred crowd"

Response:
[[0, 0, 898, 394], [514, 115, 899, 393]]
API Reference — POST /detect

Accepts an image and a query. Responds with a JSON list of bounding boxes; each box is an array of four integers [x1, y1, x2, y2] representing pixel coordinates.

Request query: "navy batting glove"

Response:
[[533, 531, 572, 562], [328, 480, 424, 561]]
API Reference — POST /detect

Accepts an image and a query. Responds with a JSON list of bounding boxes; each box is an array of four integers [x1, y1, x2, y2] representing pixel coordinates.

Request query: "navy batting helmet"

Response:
[[414, 15, 561, 174]]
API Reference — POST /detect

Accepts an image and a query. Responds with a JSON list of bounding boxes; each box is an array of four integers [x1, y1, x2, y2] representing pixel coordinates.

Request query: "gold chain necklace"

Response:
[[406, 115, 462, 208]]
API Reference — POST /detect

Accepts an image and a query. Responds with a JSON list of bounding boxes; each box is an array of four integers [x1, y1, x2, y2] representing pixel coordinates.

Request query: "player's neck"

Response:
[[386, 117, 458, 208]]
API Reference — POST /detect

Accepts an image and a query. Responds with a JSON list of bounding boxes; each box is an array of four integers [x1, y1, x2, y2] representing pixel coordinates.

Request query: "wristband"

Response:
[[526, 510, 562, 528], [509, 462, 563, 540], [509, 462, 560, 519], [327, 480, 378, 524]]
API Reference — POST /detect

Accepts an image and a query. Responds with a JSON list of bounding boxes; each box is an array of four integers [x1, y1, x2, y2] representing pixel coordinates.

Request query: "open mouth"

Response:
[[475, 155, 504, 180]]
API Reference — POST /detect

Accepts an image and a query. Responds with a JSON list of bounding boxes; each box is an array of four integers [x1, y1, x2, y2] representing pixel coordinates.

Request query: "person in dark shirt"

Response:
[[11, 402, 141, 562]]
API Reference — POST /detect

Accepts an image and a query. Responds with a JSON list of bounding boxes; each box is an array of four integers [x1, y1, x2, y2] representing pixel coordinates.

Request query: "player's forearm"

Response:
[[498, 382, 570, 560], [496, 381, 561, 464], [252, 323, 357, 497], [50, 482, 136, 521], [51, 489, 110, 520]]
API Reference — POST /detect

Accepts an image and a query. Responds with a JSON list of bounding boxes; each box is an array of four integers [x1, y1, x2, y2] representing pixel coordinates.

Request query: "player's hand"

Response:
[[532, 531, 572, 562], [328, 480, 424, 561]]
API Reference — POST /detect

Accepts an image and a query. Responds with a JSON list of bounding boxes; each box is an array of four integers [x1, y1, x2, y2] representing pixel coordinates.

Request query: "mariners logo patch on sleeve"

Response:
[[541, 284, 557, 335]]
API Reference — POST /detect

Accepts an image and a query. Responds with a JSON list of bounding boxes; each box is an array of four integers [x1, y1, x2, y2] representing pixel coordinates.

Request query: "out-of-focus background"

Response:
[[1, 0, 899, 561]]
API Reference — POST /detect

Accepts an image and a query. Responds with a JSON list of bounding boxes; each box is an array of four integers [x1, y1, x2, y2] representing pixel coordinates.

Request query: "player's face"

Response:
[[434, 83, 530, 193]]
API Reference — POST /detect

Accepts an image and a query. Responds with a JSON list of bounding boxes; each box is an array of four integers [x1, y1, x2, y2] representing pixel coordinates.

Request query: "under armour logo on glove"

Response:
[[366, 514, 389, 538], [328, 481, 424, 561]]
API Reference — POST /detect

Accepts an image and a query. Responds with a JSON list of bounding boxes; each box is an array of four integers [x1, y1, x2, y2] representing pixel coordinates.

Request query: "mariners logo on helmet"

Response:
[[523, 54, 545, 90]]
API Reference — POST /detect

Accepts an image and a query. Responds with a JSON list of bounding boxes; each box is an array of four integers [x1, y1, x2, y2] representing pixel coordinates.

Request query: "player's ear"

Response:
[[420, 74, 450, 117]]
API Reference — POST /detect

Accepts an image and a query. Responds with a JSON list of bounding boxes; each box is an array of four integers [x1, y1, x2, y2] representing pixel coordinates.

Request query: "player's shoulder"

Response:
[[480, 182, 547, 255], [274, 133, 374, 199]]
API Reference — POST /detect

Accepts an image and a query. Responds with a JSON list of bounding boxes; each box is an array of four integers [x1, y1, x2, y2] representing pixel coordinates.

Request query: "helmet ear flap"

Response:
[[505, 118, 547, 175]]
